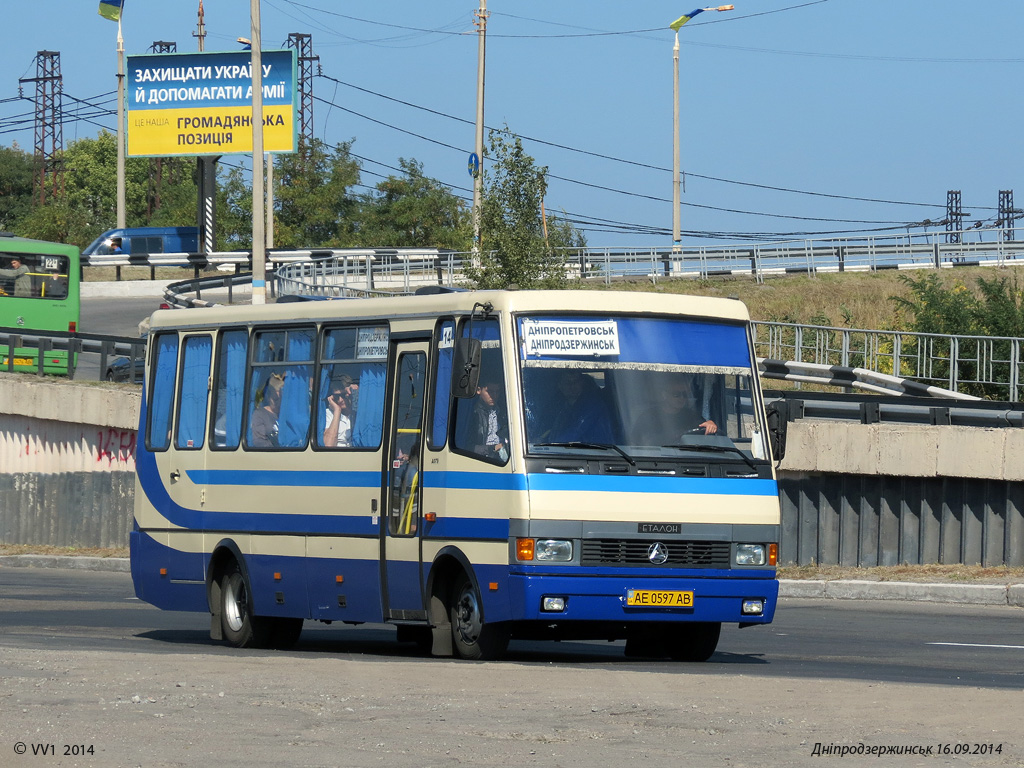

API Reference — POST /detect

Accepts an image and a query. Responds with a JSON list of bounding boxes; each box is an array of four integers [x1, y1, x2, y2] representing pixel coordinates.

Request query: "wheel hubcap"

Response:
[[224, 575, 246, 632], [454, 586, 482, 645]]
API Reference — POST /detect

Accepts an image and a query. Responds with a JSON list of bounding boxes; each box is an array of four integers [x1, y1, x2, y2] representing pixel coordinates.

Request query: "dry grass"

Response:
[[779, 563, 1024, 584], [0, 544, 128, 558]]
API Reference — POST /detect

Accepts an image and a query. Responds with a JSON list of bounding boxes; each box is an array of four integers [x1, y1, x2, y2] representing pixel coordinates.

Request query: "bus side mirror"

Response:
[[452, 338, 482, 399]]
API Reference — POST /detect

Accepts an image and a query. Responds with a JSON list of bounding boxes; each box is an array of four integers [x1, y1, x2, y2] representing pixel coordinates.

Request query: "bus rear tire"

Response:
[[666, 622, 721, 662], [220, 563, 271, 648], [450, 575, 508, 661]]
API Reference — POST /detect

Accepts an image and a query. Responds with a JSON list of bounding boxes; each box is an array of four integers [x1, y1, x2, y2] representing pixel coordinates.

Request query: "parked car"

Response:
[[105, 352, 145, 383], [106, 321, 148, 383]]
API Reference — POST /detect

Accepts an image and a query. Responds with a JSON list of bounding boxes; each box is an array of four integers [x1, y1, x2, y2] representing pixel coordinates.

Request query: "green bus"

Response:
[[0, 232, 80, 375]]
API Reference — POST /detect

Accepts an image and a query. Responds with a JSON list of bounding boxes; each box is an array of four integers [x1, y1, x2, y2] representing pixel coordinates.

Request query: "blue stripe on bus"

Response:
[[525, 473, 778, 496], [186, 469, 382, 487], [422, 516, 510, 540], [420, 471, 527, 491]]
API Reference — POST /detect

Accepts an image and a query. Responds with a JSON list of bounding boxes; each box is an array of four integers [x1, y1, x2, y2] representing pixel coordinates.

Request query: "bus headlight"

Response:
[[534, 539, 573, 562], [735, 544, 766, 566]]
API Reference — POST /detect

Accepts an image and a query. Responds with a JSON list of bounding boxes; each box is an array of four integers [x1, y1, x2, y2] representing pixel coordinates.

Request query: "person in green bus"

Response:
[[0, 256, 31, 297]]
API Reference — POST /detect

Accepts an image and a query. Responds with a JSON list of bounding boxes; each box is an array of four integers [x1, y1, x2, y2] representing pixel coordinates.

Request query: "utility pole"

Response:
[[472, 0, 487, 253], [672, 30, 681, 250], [998, 190, 1016, 243], [116, 20, 126, 228], [250, 0, 266, 304], [194, 1, 219, 258], [20, 51, 64, 208], [945, 190, 963, 244], [286, 32, 318, 157]]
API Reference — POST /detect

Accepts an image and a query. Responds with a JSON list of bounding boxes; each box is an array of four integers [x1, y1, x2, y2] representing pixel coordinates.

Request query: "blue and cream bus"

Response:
[[131, 289, 780, 660]]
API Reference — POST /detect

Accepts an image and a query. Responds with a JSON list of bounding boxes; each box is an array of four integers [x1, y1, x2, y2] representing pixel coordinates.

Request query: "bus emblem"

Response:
[[647, 542, 669, 565]]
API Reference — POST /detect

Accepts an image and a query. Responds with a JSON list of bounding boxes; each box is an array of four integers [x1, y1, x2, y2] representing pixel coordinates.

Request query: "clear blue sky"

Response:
[[3, 1, 1023, 249]]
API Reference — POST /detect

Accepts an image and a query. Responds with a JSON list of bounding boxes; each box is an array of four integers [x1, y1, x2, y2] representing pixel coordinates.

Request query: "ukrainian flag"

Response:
[[98, 0, 124, 22], [670, 9, 705, 31]]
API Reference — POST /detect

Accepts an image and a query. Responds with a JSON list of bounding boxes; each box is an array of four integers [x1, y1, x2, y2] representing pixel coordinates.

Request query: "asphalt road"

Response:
[[2, 568, 1022, 689], [2, 567, 1022, 768]]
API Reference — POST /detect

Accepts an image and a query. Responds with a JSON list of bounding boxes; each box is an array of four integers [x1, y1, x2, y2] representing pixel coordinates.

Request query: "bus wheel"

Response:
[[220, 563, 270, 648], [450, 575, 508, 661], [666, 622, 721, 662]]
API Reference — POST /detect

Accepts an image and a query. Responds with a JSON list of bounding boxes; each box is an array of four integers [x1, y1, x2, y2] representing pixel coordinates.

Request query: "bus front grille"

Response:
[[580, 539, 731, 568]]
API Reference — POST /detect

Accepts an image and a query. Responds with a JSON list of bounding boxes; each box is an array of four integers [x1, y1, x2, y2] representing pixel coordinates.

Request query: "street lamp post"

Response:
[[671, 6, 734, 250]]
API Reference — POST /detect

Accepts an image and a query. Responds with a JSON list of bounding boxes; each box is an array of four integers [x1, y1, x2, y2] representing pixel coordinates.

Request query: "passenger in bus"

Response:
[[0, 257, 31, 297], [472, 377, 509, 461], [323, 374, 358, 447], [631, 374, 717, 444], [251, 373, 284, 448], [543, 369, 615, 443]]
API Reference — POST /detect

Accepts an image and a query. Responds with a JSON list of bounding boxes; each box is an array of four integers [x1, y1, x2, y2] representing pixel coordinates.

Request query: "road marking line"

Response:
[[927, 642, 1024, 650]]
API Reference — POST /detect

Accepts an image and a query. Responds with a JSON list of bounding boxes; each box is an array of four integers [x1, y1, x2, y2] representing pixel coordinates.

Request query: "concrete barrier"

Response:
[[0, 373, 139, 549], [1, 372, 1022, 565]]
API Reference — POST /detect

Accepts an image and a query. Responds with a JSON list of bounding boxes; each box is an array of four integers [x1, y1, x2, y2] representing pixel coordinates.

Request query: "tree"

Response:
[[359, 158, 470, 250], [273, 139, 362, 249], [0, 143, 34, 231], [467, 129, 585, 289]]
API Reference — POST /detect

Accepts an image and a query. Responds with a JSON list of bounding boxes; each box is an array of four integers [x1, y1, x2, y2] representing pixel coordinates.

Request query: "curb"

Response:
[[0, 555, 130, 573], [3, 556, 1023, 607], [779, 578, 1024, 607], [81, 280, 176, 299]]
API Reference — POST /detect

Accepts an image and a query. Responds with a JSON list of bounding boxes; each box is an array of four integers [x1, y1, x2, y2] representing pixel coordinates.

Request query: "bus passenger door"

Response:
[[382, 343, 428, 619]]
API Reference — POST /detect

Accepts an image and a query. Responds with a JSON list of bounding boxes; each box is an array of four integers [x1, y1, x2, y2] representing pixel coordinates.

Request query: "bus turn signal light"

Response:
[[516, 538, 534, 561], [768, 543, 778, 566]]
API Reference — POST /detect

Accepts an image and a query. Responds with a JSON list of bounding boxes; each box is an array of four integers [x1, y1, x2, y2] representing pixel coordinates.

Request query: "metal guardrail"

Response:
[[757, 358, 980, 400], [82, 227, 1024, 285], [0, 327, 146, 379], [752, 322, 1024, 401]]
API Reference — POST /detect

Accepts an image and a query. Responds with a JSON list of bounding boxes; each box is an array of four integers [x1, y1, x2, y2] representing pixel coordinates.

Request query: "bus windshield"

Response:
[[518, 314, 767, 459]]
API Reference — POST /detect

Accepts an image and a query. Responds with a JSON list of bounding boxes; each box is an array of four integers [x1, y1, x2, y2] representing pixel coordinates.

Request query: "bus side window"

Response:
[[175, 336, 213, 450], [452, 318, 509, 464], [246, 327, 314, 450], [429, 318, 455, 450], [147, 334, 179, 451], [211, 330, 248, 449]]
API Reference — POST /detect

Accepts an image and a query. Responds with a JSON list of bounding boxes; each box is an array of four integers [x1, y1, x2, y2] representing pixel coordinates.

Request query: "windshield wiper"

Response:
[[534, 442, 637, 466], [662, 442, 758, 472]]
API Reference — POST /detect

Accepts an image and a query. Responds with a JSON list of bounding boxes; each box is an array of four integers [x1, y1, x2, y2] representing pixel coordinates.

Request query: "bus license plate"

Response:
[[626, 590, 694, 607]]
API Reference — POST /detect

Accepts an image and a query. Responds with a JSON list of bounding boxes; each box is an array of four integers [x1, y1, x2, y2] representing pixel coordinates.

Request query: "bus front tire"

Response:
[[450, 576, 508, 661], [665, 622, 721, 662]]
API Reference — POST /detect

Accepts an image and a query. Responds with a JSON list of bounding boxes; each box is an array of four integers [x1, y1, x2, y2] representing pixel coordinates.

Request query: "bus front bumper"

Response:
[[506, 571, 778, 625]]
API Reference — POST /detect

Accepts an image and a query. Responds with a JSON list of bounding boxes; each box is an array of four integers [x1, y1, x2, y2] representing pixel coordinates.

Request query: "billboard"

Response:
[[126, 50, 297, 157]]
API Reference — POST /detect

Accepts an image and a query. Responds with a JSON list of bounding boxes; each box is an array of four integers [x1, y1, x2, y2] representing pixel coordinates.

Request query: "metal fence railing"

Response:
[[752, 322, 1024, 401]]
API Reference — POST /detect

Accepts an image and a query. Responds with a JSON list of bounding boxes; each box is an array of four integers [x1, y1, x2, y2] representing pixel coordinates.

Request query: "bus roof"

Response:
[[0, 233, 79, 256], [147, 289, 751, 332]]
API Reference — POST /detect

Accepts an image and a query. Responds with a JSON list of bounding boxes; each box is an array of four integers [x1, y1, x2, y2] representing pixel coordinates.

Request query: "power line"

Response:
[[316, 73, 950, 211]]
